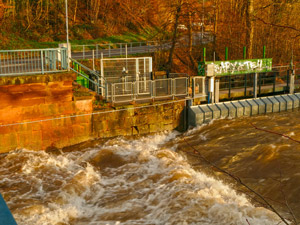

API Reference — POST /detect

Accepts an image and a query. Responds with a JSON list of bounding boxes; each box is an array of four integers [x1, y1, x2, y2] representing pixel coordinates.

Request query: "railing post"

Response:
[[92, 50, 95, 71], [83, 45, 85, 59], [244, 74, 247, 97], [96, 45, 99, 59], [41, 50, 44, 74], [273, 72, 276, 93], [289, 67, 295, 94], [254, 73, 258, 98], [259, 73, 262, 96], [109, 44, 111, 57], [228, 75, 231, 99], [286, 69, 290, 93], [215, 78, 220, 103]]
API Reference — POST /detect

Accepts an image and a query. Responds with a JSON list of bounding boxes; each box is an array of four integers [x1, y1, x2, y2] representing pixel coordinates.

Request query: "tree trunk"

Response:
[[167, 2, 182, 72], [246, 0, 254, 59]]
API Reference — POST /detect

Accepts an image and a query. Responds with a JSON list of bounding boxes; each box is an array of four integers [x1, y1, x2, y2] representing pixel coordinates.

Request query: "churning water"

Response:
[[2, 110, 300, 225]]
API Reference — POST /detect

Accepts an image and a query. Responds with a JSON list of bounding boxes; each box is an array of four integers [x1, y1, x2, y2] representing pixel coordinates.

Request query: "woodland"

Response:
[[0, 0, 299, 73]]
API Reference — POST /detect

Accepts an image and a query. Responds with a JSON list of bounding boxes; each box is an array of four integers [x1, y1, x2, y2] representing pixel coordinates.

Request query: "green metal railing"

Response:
[[0, 48, 68, 76], [70, 58, 108, 98]]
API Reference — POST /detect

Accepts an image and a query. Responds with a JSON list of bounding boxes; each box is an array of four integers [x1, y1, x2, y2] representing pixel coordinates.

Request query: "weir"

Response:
[[188, 93, 300, 127]]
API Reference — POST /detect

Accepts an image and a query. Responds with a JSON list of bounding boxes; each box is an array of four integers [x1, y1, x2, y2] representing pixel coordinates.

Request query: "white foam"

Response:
[[0, 133, 282, 225]]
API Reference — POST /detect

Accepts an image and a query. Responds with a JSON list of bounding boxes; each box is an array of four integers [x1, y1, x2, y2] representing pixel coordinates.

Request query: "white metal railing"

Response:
[[71, 41, 159, 59], [110, 78, 189, 103], [192, 77, 206, 98], [0, 48, 68, 76]]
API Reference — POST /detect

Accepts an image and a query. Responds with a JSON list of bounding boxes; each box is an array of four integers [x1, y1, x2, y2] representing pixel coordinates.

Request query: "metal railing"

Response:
[[71, 41, 159, 60], [70, 58, 107, 98], [218, 65, 293, 99], [0, 48, 68, 76], [100, 57, 152, 84], [192, 77, 206, 98], [109, 78, 189, 103]]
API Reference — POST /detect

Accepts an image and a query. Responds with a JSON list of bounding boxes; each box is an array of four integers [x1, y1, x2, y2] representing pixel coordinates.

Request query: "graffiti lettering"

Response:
[[213, 60, 268, 75]]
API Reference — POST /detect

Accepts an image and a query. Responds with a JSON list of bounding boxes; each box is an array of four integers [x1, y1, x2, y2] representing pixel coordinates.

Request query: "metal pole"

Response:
[[243, 46, 247, 59], [65, 0, 70, 70], [202, 0, 204, 40], [92, 50, 95, 71], [225, 47, 228, 60], [254, 73, 258, 98]]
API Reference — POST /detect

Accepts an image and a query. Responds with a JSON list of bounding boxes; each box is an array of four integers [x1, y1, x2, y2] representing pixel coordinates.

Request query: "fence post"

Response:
[[109, 44, 111, 57], [215, 78, 220, 103], [83, 45, 85, 59], [289, 68, 295, 94], [92, 50, 95, 71], [244, 74, 247, 97], [41, 50, 44, 74], [228, 75, 231, 99], [286, 69, 290, 93], [258, 73, 262, 96], [254, 73, 258, 98]]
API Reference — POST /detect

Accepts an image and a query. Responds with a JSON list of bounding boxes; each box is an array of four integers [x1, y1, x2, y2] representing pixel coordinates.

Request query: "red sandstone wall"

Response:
[[0, 74, 93, 153]]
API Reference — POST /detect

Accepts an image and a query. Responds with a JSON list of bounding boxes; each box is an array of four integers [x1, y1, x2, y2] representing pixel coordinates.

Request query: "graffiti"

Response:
[[198, 59, 273, 76], [214, 60, 266, 74]]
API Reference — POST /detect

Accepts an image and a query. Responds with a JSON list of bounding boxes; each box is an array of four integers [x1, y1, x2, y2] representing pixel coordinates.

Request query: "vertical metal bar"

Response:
[[35, 51, 37, 71], [243, 46, 247, 59], [244, 74, 247, 97], [31, 51, 33, 72], [13, 52, 16, 74], [273, 72, 276, 93], [83, 45, 85, 59], [23, 51, 25, 73], [10, 52, 13, 74], [5, 52, 7, 74], [225, 47, 228, 60], [228, 75, 231, 98], [92, 50, 95, 71], [96, 45, 99, 59], [109, 44, 111, 57], [287, 69, 290, 93], [41, 50, 44, 74], [259, 73, 261, 96], [120, 43, 122, 56]]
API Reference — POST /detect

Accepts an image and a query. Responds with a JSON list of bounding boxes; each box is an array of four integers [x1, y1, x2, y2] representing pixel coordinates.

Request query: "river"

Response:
[[1, 110, 300, 225]]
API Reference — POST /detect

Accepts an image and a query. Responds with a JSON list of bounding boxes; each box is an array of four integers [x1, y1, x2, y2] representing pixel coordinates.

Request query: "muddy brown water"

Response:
[[1, 110, 300, 224]]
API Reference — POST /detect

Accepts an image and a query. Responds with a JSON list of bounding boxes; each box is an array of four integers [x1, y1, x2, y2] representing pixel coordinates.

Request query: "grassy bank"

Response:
[[0, 30, 154, 50]]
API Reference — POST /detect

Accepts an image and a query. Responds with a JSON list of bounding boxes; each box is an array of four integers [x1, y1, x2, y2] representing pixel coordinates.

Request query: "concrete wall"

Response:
[[189, 94, 300, 127]]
